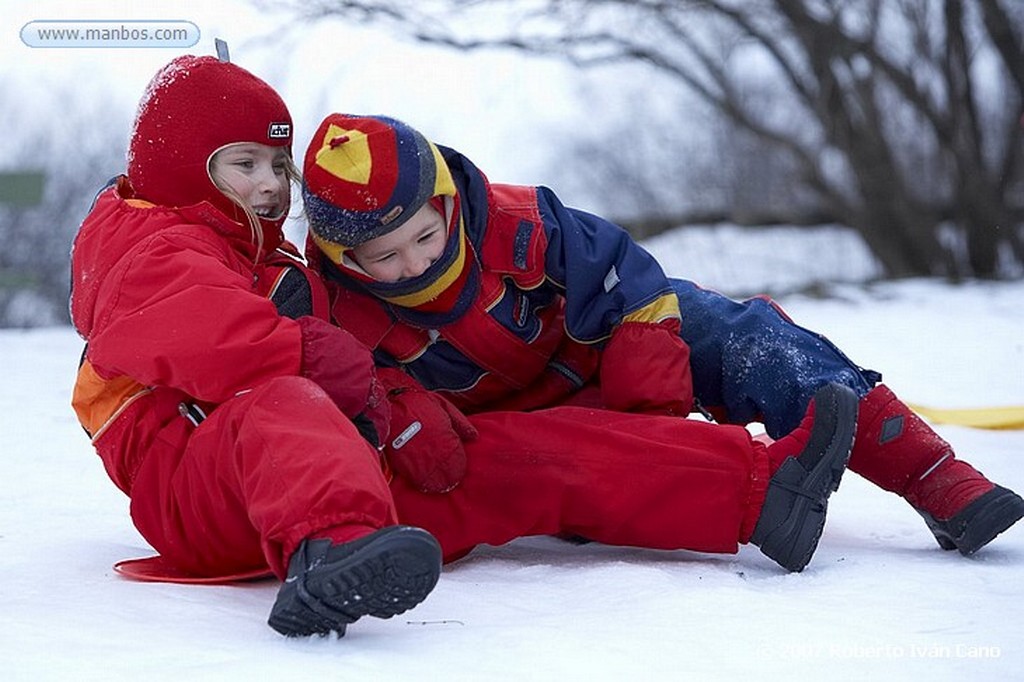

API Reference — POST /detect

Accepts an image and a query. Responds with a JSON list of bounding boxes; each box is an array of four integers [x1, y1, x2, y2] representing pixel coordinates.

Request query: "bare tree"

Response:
[[270, 0, 1024, 279]]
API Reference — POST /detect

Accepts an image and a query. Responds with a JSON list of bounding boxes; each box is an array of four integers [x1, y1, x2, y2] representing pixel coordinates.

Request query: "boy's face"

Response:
[[351, 202, 448, 282], [208, 143, 291, 220]]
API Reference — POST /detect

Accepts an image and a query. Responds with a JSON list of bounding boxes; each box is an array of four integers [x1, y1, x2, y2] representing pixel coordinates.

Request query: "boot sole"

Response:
[[922, 486, 1024, 556], [268, 527, 442, 637], [755, 384, 858, 572]]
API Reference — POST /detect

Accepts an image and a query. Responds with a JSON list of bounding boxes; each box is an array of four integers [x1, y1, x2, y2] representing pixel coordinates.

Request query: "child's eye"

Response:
[[370, 250, 397, 264], [417, 230, 439, 244], [233, 159, 255, 169]]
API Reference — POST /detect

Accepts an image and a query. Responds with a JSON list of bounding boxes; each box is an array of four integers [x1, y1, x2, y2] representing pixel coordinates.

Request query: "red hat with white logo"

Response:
[[127, 54, 292, 220]]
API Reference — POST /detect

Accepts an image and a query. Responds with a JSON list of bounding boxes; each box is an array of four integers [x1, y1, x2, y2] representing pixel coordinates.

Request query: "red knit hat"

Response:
[[127, 55, 293, 219]]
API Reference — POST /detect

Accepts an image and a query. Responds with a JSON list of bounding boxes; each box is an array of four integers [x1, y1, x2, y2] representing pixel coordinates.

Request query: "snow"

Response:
[[2, 224, 1023, 679], [643, 223, 884, 297], [5, 1, 1022, 672]]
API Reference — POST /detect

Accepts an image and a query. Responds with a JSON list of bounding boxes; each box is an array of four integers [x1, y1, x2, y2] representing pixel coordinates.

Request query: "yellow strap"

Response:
[[907, 403, 1024, 430]]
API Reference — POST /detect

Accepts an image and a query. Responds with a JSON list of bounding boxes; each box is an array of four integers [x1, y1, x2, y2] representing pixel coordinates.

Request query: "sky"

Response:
[[2, 0, 601, 192], [2, 226, 1023, 680]]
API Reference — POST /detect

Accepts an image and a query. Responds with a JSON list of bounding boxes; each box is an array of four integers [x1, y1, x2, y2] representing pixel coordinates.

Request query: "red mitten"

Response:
[[297, 316, 389, 446], [378, 368, 477, 494], [599, 319, 693, 416]]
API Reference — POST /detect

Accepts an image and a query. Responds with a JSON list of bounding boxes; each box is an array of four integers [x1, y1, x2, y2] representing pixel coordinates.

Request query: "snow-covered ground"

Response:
[[2, 228, 1022, 680], [643, 223, 885, 297]]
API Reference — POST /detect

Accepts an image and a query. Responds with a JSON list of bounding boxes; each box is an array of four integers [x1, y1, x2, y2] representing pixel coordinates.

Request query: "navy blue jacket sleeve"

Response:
[[536, 186, 679, 343]]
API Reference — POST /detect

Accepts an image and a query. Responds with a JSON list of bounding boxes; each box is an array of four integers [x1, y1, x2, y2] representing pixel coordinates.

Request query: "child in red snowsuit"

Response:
[[70, 56, 865, 639], [70, 55, 446, 638], [302, 113, 1023, 557]]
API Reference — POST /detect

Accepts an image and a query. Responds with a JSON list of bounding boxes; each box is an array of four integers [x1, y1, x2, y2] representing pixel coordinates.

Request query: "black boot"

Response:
[[751, 383, 857, 572], [268, 525, 442, 637], [917, 485, 1024, 556]]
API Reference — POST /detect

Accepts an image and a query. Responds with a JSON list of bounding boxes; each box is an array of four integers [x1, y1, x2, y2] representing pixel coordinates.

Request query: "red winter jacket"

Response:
[[70, 177, 317, 493], [313, 147, 693, 417]]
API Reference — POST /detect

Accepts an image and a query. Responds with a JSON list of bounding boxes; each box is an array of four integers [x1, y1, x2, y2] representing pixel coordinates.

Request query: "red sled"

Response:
[[114, 555, 274, 585]]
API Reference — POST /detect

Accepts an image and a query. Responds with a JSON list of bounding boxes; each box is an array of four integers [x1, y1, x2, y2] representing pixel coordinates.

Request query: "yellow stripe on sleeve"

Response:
[[622, 292, 681, 325]]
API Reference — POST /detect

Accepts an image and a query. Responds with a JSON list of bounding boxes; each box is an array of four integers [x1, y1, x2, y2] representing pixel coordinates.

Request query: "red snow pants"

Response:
[[127, 376, 398, 579], [391, 407, 771, 563], [125, 383, 770, 579]]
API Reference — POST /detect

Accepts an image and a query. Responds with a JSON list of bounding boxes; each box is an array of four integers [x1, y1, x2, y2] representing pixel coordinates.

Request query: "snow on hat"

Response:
[[302, 114, 456, 263], [127, 55, 292, 217]]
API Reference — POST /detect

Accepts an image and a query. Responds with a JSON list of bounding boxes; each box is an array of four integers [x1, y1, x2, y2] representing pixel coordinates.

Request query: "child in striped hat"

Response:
[[304, 114, 482, 328], [303, 113, 1022, 558]]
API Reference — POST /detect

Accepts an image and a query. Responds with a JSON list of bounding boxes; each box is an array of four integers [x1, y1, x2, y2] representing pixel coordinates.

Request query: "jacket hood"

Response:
[[70, 177, 283, 338]]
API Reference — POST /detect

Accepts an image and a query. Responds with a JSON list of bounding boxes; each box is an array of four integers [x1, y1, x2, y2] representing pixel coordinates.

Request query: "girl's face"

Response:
[[209, 143, 291, 219], [351, 202, 448, 282]]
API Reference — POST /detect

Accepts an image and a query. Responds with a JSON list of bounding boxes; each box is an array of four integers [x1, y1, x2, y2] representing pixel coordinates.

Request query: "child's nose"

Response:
[[256, 167, 280, 192], [402, 254, 432, 279]]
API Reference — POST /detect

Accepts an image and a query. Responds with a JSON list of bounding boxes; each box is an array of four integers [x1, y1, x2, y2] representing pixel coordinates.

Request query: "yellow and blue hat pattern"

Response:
[[303, 113, 456, 262]]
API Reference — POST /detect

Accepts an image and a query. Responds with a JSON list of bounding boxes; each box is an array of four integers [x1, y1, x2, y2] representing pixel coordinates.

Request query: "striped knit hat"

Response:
[[303, 114, 456, 261], [303, 114, 480, 325]]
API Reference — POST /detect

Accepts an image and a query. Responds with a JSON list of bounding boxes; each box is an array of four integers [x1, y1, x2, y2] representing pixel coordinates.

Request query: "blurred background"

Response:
[[2, 0, 1022, 327]]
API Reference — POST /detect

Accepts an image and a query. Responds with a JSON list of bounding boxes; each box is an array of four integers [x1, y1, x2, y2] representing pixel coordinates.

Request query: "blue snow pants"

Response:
[[672, 279, 881, 439]]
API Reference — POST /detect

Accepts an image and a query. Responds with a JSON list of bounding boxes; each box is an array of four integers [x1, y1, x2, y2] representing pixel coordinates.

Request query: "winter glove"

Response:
[[297, 316, 389, 447], [377, 368, 477, 494], [599, 319, 693, 417]]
